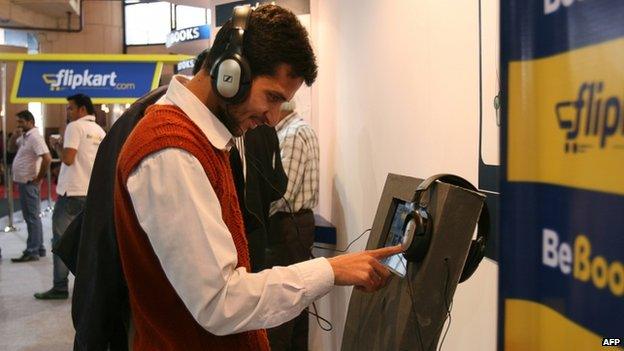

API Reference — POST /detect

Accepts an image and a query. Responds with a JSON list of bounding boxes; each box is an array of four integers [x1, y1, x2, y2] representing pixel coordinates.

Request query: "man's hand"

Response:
[[327, 245, 403, 293], [29, 177, 43, 186]]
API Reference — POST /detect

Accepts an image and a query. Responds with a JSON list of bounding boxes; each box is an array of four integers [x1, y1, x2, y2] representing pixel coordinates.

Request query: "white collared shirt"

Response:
[[56, 115, 105, 196], [12, 127, 49, 184], [126, 76, 334, 335]]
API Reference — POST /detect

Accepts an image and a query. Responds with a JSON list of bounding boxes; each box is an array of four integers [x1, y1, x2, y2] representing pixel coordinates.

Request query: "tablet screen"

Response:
[[379, 199, 413, 277]]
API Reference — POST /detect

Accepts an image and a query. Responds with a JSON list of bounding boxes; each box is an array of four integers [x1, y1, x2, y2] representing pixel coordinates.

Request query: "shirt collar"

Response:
[[164, 75, 233, 151], [77, 115, 96, 122], [275, 111, 298, 132], [24, 127, 39, 137]]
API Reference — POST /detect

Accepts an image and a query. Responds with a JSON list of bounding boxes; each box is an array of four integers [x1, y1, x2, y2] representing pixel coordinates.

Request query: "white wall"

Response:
[[308, 1, 498, 350]]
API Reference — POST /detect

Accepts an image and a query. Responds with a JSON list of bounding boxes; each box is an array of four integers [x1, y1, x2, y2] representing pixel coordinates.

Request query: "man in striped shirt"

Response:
[[267, 100, 319, 351], [9, 110, 52, 262]]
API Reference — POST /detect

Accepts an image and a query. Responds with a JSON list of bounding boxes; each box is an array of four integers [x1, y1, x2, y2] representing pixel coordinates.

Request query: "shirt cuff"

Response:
[[291, 257, 335, 301]]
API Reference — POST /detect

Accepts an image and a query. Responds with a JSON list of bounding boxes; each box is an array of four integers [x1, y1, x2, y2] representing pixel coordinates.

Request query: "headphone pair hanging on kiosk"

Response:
[[400, 174, 490, 283], [210, 6, 253, 104]]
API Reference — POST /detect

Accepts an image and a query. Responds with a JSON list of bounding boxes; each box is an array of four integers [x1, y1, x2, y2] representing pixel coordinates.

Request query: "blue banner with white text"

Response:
[[13, 61, 159, 103], [166, 25, 211, 47]]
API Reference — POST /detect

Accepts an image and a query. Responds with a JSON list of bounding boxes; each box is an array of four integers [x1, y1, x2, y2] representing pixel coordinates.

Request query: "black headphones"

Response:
[[401, 174, 489, 283], [210, 5, 253, 104]]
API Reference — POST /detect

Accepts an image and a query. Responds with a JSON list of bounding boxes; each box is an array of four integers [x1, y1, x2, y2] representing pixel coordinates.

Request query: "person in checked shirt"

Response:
[[266, 99, 320, 350]]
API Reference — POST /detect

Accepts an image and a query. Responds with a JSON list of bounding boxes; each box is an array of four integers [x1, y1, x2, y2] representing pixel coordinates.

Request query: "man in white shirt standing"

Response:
[[9, 110, 52, 262], [35, 94, 105, 300]]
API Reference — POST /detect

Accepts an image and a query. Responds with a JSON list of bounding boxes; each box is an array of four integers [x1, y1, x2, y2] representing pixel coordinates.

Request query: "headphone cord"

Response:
[[246, 153, 372, 256], [245, 152, 312, 259], [312, 228, 372, 253], [436, 258, 453, 351], [309, 301, 333, 331], [402, 258, 453, 351], [403, 260, 425, 351], [245, 151, 372, 332]]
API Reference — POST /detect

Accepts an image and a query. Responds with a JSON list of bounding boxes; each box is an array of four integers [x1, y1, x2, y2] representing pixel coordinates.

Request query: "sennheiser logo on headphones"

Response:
[[555, 81, 624, 153], [223, 75, 233, 83]]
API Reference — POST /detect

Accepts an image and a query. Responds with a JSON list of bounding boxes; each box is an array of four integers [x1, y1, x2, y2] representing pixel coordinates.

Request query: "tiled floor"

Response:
[[0, 205, 74, 351]]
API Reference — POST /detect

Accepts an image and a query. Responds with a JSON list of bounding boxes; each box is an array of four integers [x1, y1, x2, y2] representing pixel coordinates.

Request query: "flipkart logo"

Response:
[[542, 229, 624, 298], [555, 82, 624, 153], [41, 69, 135, 91], [506, 38, 624, 195]]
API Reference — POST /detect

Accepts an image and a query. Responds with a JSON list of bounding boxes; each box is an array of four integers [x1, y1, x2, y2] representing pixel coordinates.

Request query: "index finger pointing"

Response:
[[366, 245, 403, 259]]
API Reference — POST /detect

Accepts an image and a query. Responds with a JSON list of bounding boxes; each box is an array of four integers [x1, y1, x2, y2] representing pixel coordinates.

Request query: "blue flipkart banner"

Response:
[[12, 60, 161, 104], [500, 0, 624, 350]]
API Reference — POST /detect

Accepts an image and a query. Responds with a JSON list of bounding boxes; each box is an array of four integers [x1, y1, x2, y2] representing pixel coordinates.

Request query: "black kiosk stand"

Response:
[[341, 173, 487, 351]]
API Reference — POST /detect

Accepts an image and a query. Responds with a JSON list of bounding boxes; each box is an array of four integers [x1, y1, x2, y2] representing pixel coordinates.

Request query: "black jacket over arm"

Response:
[[54, 86, 167, 351], [232, 125, 288, 272]]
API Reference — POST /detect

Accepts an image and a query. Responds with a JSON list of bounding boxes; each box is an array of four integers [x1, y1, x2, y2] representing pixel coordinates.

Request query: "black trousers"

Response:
[[266, 209, 315, 351]]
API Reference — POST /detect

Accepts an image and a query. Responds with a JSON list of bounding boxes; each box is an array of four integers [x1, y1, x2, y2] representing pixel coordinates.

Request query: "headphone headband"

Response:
[[232, 5, 252, 30], [210, 5, 253, 103], [411, 173, 490, 263], [229, 6, 251, 56], [415, 173, 476, 193], [400, 173, 489, 282]]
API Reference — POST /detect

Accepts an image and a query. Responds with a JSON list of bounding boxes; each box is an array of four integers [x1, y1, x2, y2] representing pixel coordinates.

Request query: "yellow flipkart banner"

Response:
[[507, 38, 624, 195], [505, 299, 605, 351]]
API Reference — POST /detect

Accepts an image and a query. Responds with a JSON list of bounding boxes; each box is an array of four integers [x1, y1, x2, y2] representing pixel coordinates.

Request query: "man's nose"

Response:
[[265, 107, 281, 127]]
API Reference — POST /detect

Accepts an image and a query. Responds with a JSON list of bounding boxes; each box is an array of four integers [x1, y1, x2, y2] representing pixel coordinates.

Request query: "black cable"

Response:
[[244, 151, 337, 331], [438, 305, 453, 351], [231, 142, 269, 254], [310, 301, 333, 331], [246, 150, 372, 257], [245, 152, 379, 334], [244, 152, 312, 259], [401, 258, 454, 351], [402, 260, 425, 351], [437, 258, 454, 351], [312, 228, 372, 253]]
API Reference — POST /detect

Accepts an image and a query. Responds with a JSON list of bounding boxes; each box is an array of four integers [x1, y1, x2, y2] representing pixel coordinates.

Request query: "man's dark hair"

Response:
[[16, 110, 35, 123], [193, 48, 210, 75], [67, 93, 95, 115], [203, 4, 317, 86]]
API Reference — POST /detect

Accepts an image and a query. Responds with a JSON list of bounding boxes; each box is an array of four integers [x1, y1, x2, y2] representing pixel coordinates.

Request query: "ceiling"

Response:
[[125, 0, 210, 7], [11, 0, 80, 18]]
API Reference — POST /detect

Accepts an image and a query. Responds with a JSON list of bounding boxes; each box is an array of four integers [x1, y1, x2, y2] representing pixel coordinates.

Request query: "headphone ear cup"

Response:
[[210, 53, 252, 104], [403, 208, 432, 262], [401, 213, 416, 252], [459, 239, 486, 283], [234, 55, 251, 101], [210, 55, 227, 98]]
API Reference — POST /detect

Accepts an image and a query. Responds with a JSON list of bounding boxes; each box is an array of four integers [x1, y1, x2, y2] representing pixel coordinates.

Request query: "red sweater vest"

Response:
[[114, 104, 270, 350]]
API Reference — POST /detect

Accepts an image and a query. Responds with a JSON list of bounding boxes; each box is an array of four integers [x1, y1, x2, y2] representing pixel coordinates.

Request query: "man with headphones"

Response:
[[113, 5, 401, 350], [194, 48, 289, 274]]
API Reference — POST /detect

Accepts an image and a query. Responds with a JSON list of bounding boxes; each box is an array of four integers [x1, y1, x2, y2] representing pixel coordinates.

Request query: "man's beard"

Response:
[[216, 101, 244, 137]]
